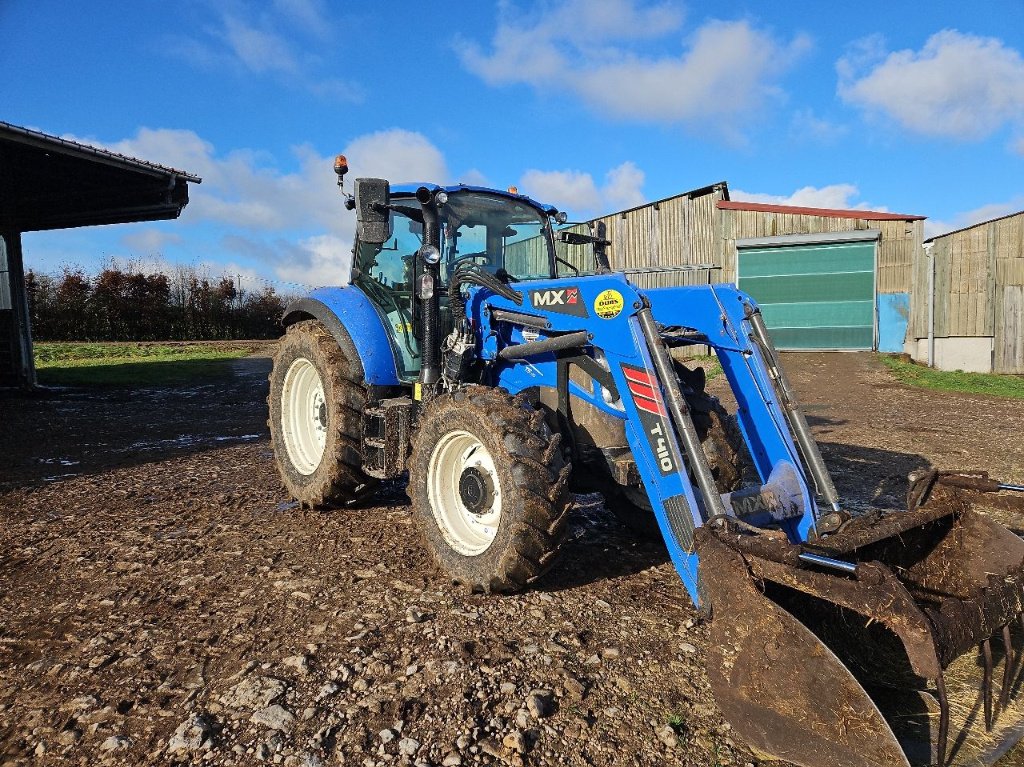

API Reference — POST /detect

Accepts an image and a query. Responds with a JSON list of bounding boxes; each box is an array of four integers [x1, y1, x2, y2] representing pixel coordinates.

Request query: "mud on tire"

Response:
[[408, 386, 571, 593], [268, 320, 373, 507]]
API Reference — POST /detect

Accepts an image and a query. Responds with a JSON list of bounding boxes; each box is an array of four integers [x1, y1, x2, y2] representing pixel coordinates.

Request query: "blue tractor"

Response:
[[269, 163, 1024, 767]]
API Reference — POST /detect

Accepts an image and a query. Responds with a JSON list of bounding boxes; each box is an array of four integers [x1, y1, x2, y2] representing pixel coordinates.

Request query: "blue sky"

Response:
[[3, 0, 1023, 291]]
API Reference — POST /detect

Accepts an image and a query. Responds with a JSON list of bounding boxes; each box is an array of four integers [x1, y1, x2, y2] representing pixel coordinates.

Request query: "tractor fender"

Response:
[[281, 286, 402, 386]]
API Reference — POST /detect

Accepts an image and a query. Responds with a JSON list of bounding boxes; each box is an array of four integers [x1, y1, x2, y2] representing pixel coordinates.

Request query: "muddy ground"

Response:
[[1, 351, 1022, 767]]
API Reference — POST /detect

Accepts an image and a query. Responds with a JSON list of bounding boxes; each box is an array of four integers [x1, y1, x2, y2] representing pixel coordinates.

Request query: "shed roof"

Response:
[[0, 121, 201, 232], [924, 209, 1024, 243], [595, 181, 730, 219], [718, 199, 925, 221]]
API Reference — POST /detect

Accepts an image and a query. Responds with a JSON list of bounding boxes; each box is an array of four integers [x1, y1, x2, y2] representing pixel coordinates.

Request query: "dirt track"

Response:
[[1, 352, 1022, 767]]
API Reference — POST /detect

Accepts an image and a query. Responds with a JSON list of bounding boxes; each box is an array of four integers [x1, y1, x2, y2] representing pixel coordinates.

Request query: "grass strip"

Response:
[[881, 354, 1024, 400], [34, 342, 256, 387]]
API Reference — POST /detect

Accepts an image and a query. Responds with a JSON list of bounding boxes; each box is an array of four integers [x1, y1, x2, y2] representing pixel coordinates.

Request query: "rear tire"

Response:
[[268, 320, 374, 507], [408, 386, 571, 593]]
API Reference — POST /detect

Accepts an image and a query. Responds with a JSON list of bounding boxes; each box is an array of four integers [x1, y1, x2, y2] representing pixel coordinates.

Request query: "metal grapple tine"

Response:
[[1000, 623, 1014, 716], [983, 638, 994, 731], [1014, 613, 1024, 704], [936, 672, 950, 767]]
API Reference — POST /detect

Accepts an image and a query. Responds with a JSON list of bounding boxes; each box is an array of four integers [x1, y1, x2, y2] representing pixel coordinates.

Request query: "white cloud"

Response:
[[277, 234, 353, 288], [78, 128, 340, 233], [456, 168, 491, 187], [458, 2, 809, 131], [307, 78, 363, 102], [272, 0, 332, 39], [75, 126, 448, 236], [218, 232, 350, 290], [790, 108, 848, 144], [342, 129, 449, 184], [520, 169, 602, 212], [838, 30, 1024, 141], [924, 196, 1024, 239], [66, 127, 451, 285], [518, 161, 646, 216], [602, 162, 645, 210], [732, 184, 882, 211], [169, 5, 360, 103], [221, 14, 300, 75], [120, 229, 184, 255]]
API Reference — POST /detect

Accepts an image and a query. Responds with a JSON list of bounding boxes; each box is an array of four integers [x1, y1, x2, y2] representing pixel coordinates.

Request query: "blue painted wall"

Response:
[[877, 292, 910, 353]]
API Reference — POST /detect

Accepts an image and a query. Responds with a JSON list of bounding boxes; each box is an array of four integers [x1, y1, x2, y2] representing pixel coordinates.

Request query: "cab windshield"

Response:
[[350, 190, 560, 381], [352, 190, 557, 288], [440, 192, 553, 281]]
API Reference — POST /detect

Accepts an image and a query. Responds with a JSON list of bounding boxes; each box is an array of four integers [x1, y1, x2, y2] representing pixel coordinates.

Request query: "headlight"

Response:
[[419, 244, 441, 265]]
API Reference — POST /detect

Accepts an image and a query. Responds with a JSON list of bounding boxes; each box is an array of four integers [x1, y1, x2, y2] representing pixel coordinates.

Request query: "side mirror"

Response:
[[593, 220, 611, 272], [558, 231, 594, 246], [354, 178, 391, 244], [558, 230, 611, 247]]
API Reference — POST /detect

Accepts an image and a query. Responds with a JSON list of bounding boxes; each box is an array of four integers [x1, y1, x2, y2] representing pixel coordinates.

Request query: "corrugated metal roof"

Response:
[[718, 199, 924, 221], [924, 209, 1024, 243], [0, 121, 201, 231], [0, 121, 201, 183]]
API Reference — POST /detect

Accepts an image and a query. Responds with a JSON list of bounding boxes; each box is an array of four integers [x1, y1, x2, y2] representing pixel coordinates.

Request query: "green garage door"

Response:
[[737, 240, 876, 350]]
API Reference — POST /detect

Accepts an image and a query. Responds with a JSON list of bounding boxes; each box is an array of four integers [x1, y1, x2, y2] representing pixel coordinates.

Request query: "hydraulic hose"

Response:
[[448, 266, 523, 332], [637, 303, 729, 523], [745, 305, 840, 513]]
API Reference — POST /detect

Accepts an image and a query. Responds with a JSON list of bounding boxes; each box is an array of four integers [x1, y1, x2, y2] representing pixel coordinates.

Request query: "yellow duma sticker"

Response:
[[594, 289, 624, 319]]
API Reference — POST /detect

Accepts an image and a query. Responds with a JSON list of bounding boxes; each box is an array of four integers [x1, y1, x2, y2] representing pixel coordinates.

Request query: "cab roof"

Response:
[[388, 183, 559, 217]]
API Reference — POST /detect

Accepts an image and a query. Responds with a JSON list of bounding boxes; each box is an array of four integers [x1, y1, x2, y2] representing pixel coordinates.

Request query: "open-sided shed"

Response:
[[0, 121, 200, 387]]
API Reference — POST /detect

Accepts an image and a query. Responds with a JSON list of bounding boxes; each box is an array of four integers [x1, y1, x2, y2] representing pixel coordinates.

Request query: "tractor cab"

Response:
[[349, 182, 602, 382]]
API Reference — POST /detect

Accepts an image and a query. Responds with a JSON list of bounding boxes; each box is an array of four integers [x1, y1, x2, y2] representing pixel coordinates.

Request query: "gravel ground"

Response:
[[0, 351, 1022, 767]]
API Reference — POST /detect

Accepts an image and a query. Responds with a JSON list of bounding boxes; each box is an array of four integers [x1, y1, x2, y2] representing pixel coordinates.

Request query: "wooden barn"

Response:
[[909, 211, 1024, 373], [590, 182, 925, 353]]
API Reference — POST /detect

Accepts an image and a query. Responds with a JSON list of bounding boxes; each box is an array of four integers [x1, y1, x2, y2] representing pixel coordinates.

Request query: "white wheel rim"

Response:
[[281, 357, 328, 475], [427, 430, 502, 556]]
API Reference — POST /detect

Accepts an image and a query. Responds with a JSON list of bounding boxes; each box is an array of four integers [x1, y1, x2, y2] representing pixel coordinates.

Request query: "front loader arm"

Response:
[[466, 276, 821, 603]]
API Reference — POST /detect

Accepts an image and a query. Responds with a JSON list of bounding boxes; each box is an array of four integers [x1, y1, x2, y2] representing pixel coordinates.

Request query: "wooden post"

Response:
[[3, 229, 36, 387]]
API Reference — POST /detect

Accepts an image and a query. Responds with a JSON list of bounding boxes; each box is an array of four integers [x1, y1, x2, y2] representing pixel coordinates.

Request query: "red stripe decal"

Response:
[[628, 388, 667, 416], [622, 366, 654, 386], [633, 397, 667, 416], [627, 379, 658, 401], [622, 364, 668, 415]]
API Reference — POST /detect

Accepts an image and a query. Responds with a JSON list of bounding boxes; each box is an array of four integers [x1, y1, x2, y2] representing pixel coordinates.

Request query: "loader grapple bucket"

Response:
[[697, 478, 1024, 767]]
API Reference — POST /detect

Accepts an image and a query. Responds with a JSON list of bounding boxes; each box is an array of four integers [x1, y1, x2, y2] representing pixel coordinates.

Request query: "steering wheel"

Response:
[[446, 251, 489, 278], [449, 251, 488, 268]]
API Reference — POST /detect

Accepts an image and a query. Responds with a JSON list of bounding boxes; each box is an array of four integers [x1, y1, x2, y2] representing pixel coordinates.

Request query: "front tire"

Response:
[[408, 386, 571, 593], [268, 320, 373, 507]]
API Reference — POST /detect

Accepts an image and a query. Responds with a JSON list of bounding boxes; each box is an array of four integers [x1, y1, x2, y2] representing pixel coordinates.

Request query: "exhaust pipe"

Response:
[[417, 187, 441, 388]]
